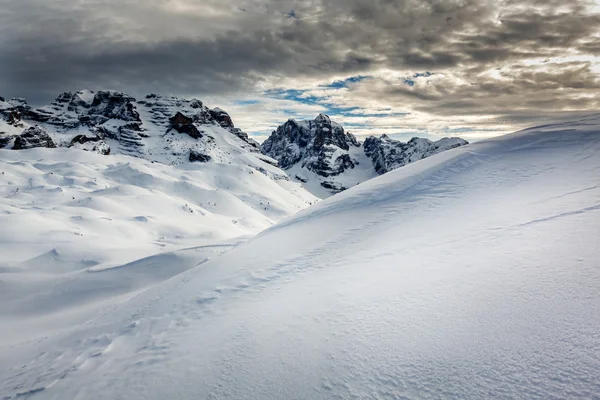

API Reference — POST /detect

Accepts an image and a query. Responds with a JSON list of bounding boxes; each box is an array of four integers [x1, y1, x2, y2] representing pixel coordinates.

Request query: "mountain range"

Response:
[[1, 90, 468, 197], [262, 113, 468, 196]]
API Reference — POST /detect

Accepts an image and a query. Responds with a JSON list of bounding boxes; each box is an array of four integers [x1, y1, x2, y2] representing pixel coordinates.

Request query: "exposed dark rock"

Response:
[[117, 125, 144, 156], [364, 135, 469, 174], [69, 134, 110, 155], [7, 110, 22, 126], [89, 91, 140, 122], [209, 108, 234, 128], [256, 155, 279, 167], [320, 181, 347, 193], [13, 126, 56, 150], [55, 92, 73, 103], [0, 133, 13, 148], [294, 174, 308, 183], [230, 128, 261, 151], [189, 99, 203, 109], [189, 150, 212, 163], [261, 113, 360, 177], [169, 112, 202, 139], [7, 98, 30, 114], [70, 134, 95, 145]]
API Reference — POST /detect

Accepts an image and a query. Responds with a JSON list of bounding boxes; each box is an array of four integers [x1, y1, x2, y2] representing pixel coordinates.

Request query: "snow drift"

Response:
[[1, 114, 599, 399]]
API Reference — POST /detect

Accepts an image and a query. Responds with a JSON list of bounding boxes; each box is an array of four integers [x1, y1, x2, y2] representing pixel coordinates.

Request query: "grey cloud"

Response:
[[0, 0, 598, 130], [345, 61, 600, 125]]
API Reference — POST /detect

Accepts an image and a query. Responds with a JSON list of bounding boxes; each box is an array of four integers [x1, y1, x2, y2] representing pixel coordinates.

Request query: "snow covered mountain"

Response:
[[0, 90, 318, 295], [0, 90, 265, 163], [261, 113, 468, 197], [1, 113, 599, 399]]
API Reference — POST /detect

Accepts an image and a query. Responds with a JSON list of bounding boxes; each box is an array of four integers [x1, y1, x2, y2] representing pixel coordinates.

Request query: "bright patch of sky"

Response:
[[218, 73, 509, 143]]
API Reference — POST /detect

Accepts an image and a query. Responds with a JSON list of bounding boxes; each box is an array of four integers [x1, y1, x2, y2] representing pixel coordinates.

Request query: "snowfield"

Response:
[[1, 114, 600, 399], [0, 148, 316, 344]]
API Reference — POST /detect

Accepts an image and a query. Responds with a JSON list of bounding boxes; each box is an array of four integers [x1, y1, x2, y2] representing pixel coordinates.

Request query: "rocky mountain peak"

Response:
[[314, 113, 331, 124], [364, 134, 469, 174], [13, 126, 56, 150], [88, 90, 140, 122], [261, 114, 361, 178], [262, 114, 469, 197], [209, 107, 234, 129], [0, 90, 261, 162]]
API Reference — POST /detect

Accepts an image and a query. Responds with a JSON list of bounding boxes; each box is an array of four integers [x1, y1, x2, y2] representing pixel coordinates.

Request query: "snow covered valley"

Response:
[[1, 114, 600, 399]]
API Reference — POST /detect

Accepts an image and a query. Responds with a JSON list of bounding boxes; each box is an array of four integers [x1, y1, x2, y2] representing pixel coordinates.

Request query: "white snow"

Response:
[[288, 143, 378, 198], [76, 90, 96, 104], [1, 114, 600, 399]]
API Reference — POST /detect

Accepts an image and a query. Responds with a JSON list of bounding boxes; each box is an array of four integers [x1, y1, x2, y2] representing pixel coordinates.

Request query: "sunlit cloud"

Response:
[[1, 0, 598, 141]]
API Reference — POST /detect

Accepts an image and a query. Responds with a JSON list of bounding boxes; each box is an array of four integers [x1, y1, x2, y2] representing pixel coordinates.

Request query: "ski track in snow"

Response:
[[1, 115, 600, 399]]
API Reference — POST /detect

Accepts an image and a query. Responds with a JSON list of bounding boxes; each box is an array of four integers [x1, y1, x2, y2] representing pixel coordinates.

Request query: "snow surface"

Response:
[[0, 147, 316, 344], [1, 114, 600, 399], [287, 143, 378, 198]]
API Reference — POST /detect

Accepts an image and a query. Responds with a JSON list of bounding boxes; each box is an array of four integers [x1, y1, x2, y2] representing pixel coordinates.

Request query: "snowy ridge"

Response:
[[261, 113, 469, 197], [0, 90, 318, 265], [1, 114, 599, 399], [0, 138, 317, 345], [0, 90, 262, 164]]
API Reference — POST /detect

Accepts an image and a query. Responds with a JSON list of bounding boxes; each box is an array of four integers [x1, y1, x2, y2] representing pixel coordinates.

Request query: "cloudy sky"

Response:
[[1, 0, 599, 142]]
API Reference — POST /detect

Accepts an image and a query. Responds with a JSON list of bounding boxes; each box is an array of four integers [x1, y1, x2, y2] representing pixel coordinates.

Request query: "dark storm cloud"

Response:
[[0, 0, 598, 128], [347, 61, 600, 127]]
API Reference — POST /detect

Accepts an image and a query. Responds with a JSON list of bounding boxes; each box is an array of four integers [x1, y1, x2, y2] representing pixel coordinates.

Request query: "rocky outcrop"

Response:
[[209, 108, 234, 129], [364, 135, 469, 174], [88, 91, 140, 122], [13, 126, 56, 150], [7, 110, 22, 126], [0, 134, 13, 149], [320, 181, 347, 193], [169, 112, 202, 139], [69, 134, 110, 155], [261, 113, 360, 177], [189, 150, 211, 163]]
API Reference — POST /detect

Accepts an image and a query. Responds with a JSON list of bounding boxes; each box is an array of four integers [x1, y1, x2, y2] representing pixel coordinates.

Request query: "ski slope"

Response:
[[1, 115, 600, 399]]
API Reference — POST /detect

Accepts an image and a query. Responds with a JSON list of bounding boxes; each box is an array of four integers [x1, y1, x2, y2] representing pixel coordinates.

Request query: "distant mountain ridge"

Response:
[[0, 90, 261, 163], [1, 91, 468, 199], [262, 113, 469, 197]]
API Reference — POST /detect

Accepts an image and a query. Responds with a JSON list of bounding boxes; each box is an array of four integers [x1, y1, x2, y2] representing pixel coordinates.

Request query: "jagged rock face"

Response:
[[261, 113, 360, 177], [13, 126, 56, 150], [169, 112, 202, 139], [262, 114, 470, 197], [7, 110, 22, 126], [89, 91, 140, 122], [1, 90, 265, 167], [69, 134, 110, 155], [209, 108, 234, 129], [320, 180, 347, 193], [140, 94, 259, 152], [229, 128, 261, 151], [364, 135, 469, 174], [0, 134, 12, 149], [7, 98, 29, 113], [189, 150, 211, 163]]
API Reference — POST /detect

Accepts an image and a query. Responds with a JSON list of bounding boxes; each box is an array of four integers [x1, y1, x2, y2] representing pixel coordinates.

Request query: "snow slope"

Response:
[[1, 114, 600, 399], [0, 147, 316, 342]]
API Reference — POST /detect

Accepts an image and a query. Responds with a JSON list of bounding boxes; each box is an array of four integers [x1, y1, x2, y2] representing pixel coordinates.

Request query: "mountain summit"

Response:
[[0, 90, 262, 162], [261, 114, 468, 197]]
